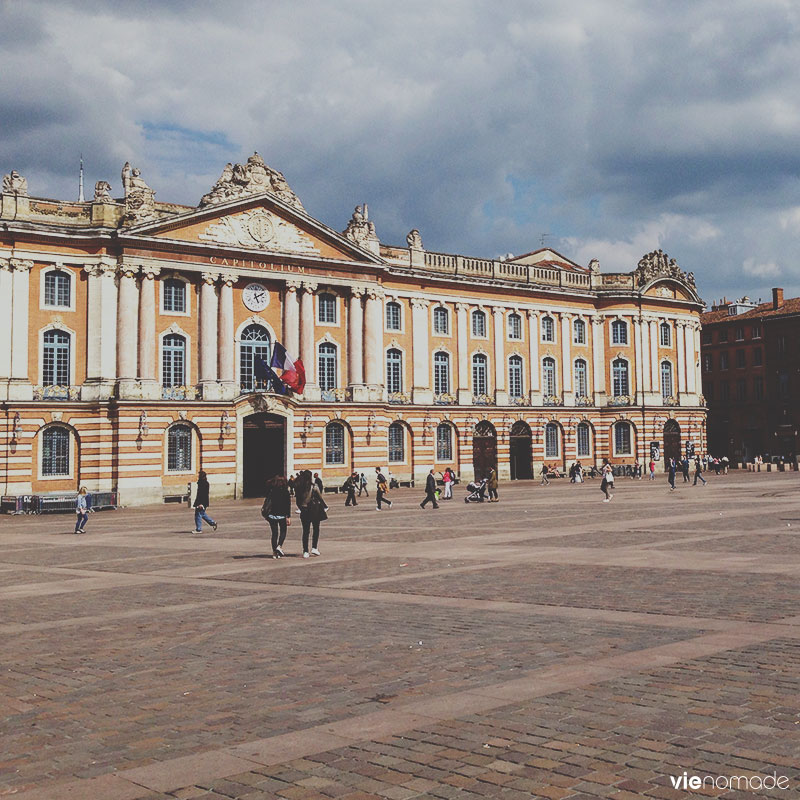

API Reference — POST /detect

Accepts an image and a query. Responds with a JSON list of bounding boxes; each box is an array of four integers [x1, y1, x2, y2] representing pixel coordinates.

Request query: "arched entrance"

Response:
[[663, 419, 681, 469], [509, 420, 533, 480], [472, 420, 497, 481], [243, 413, 286, 497]]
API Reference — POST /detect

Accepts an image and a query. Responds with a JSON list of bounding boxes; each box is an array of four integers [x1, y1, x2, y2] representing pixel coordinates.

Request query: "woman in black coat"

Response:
[[192, 470, 217, 533], [294, 469, 328, 558], [263, 475, 292, 558]]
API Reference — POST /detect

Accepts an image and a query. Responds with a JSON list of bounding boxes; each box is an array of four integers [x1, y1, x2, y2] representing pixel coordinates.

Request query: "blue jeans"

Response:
[[194, 507, 216, 531], [74, 511, 88, 532]]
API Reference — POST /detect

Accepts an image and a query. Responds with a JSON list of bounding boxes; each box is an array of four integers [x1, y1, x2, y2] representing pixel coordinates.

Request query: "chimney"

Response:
[[772, 287, 784, 310]]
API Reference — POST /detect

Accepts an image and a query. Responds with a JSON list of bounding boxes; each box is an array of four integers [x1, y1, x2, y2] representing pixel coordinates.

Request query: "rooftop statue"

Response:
[[120, 162, 156, 225], [634, 249, 694, 290], [199, 152, 305, 210], [344, 204, 379, 250], [94, 180, 112, 203], [3, 170, 28, 196], [406, 228, 423, 249]]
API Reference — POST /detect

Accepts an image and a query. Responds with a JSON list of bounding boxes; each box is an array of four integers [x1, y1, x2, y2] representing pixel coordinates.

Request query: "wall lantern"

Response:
[[138, 410, 149, 438], [220, 410, 232, 437]]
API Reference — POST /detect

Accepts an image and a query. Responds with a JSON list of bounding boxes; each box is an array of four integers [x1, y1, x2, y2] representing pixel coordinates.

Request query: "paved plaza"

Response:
[[2, 471, 800, 799]]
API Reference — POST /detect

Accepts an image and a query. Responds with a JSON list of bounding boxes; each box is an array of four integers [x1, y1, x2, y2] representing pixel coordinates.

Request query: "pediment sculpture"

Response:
[[343, 204, 380, 254], [121, 162, 156, 225], [634, 249, 694, 289], [199, 152, 304, 211]]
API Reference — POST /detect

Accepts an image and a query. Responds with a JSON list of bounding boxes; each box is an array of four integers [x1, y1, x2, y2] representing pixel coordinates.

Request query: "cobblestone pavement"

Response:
[[2, 471, 799, 799]]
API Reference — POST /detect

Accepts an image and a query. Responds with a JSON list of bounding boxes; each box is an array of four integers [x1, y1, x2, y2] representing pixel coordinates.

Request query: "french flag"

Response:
[[270, 342, 306, 393]]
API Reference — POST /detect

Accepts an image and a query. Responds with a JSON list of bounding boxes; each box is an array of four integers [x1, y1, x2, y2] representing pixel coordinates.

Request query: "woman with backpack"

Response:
[[261, 475, 291, 558], [294, 469, 328, 557]]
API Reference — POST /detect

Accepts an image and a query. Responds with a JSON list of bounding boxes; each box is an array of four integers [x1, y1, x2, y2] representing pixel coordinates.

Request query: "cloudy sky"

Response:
[[3, 0, 800, 304]]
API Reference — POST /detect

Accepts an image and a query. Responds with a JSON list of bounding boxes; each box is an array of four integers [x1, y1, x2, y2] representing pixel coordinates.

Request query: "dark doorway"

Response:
[[509, 421, 533, 480], [663, 419, 681, 469], [472, 420, 497, 481], [243, 413, 285, 497]]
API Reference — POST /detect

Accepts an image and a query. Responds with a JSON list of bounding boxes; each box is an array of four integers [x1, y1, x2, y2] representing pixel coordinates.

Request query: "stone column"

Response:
[[116, 265, 140, 397], [456, 303, 470, 405], [639, 318, 651, 394], [299, 281, 319, 399], [591, 315, 606, 401], [283, 280, 301, 358], [632, 318, 644, 403], [527, 310, 541, 404], [82, 259, 118, 401], [560, 314, 573, 405], [676, 322, 687, 395], [199, 272, 219, 399], [364, 289, 385, 399], [684, 321, 696, 396], [493, 308, 507, 404], [649, 318, 659, 393], [348, 287, 366, 400], [218, 272, 238, 399], [7, 259, 33, 400], [694, 325, 703, 400], [0, 259, 12, 399], [137, 265, 160, 399]]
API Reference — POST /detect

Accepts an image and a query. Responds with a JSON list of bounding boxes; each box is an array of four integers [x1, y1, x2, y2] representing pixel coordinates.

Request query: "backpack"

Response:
[[260, 494, 272, 519]]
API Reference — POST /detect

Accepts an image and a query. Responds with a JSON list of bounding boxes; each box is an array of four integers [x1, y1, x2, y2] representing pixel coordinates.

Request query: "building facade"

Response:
[[0, 155, 706, 504], [701, 288, 800, 463]]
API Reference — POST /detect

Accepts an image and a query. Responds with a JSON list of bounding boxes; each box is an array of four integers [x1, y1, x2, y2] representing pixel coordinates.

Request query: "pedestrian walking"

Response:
[[74, 486, 89, 534], [540, 463, 550, 486], [358, 472, 369, 497], [344, 472, 358, 506], [487, 467, 499, 502], [681, 457, 690, 482], [375, 466, 392, 510], [420, 468, 440, 508], [295, 469, 328, 557], [313, 472, 324, 493], [600, 460, 614, 502], [668, 458, 677, 491], [192, 470, 217, 533], [693, 457, 707, 485], [287, 474, 295, 497], [441, 468, 453, 500], [633, 459, 642, 479], [261, 475, 292, 558], [648, 459, 656, 480]]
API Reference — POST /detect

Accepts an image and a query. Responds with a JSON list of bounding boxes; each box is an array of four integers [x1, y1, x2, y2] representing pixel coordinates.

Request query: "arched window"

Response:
[[573, 318, 586, 345], [318, 343, 337, 391], [612, 358, 629, 397], [574, 359, 588, 397], [661, 361, 674, 398], [434, 351, 450, 395], [162, 334, 186, 387], [577, 422, 591, 457], [472, 353, 488, 395], [472, 309, 486, 337], [614, 421, 632, 455], [542, 357, 557, 395], [167, 424, 192, 472], [239, 324, 271, 392], [386, 348, 403, 393], [541, 316, 555, 342], [508, 313, 522, 340], [325, 422, 345, 464], [42, 426, 70, 476], [660, 322, 672, 347], [43, 330, 70, 386], [162, 278, 186, 313], [385, 301, 401, 331], [545, 422, 560, 458], [44, 270, 71, 308], [611, 319, 628, 345], [433, 306, 449, 335], [436, 423, 452, 461], [318, 292, 337, 323], [508, 355, 523, 398], [388, 422, 405, 463]]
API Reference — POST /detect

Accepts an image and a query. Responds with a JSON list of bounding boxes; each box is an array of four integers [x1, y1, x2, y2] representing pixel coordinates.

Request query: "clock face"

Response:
[[243, 283, 269, 312]]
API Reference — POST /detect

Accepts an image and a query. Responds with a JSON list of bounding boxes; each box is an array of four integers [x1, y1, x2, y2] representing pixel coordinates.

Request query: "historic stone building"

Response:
[[0, 155, 706, 504]]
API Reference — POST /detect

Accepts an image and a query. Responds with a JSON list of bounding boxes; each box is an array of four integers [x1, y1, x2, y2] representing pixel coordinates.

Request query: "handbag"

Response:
[[260, 495, 272, 519]]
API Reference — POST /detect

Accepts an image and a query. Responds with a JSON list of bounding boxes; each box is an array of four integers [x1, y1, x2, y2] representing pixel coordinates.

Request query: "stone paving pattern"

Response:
[[1, 471, 799, 798]]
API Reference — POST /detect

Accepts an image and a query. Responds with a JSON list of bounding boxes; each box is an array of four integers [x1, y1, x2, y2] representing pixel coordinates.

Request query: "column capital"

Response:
[[140, 264, 161, 279], [201, 271, 219, 285], [10, 258, 34, 272], [83, 260, 116, 277], [220, 272, 239, 287], [409, 297, 429, 310], [456, 302, 470, 313], [525, 308, 539, 319], [492, 306, 505, 318], [117, 265, 138, 280], [367, 287, 386, 302], [350, 286, 367, 298], [0, 257, 11, 271], [285, 279, 302, 293], [560, 311, 575, 321], [301, 280, 318, 293]]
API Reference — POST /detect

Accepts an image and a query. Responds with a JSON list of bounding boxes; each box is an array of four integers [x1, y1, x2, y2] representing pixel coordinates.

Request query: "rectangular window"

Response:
[[702, 354, 712, 373], [702, 330, 712, 345], [163, 280, 186, 313], [318, 294, 337, 324], [385, 303, 401, 331], [719, 329, 728, 342], [752, 324, 761, 339], [754, 376, 764, 400], [508, 358, 523, 398], [753, 347, 762, 366], [388, 425, 404, 463], [507, 314, 522, 340], [472, 359, 487, 396], [433, 307, 449, 335], [778, 335, 786, 353], [736, 349, 746, 368], [660, 324, 672, 347], [42, 428, 70, 476], [436, 425, 452, 461], [705, 383, 714, 402], [779, 371, 790, 400], [735, 326, 744, 341], [720, 381, 729, 401], [472, 312, 486, 337], [719, 352, 729, 371], [577, 425, 590, 457], [736, 378, 746, 402]]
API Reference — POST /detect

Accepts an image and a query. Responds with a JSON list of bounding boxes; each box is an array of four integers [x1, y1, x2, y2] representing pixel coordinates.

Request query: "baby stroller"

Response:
[[464, 478, 488, 503]]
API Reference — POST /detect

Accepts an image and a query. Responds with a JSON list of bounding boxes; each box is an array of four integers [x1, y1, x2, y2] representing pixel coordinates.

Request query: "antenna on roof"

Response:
[[78, 154, 84, 202], [539, 233, 550, 247]]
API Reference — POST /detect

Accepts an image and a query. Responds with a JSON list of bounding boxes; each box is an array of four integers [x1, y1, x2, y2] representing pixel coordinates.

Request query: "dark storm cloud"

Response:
[[2, 0, 800, 302]]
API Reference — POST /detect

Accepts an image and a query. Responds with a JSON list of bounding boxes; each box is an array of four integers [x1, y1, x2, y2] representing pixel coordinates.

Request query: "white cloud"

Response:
[[743, 258, 781, 278]]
